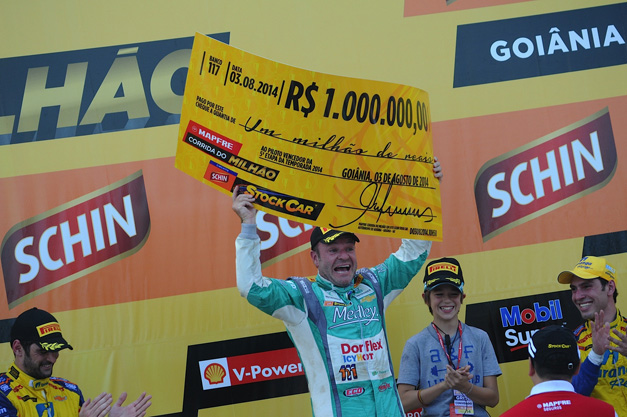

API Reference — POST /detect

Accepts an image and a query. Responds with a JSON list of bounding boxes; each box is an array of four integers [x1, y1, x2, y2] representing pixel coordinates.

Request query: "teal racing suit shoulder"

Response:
[[236, 223, 431, 417]]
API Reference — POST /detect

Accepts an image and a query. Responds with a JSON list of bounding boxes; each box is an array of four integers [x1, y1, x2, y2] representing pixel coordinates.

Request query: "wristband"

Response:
[[587, 350, 603, 366], [465, 383, 473, 395]]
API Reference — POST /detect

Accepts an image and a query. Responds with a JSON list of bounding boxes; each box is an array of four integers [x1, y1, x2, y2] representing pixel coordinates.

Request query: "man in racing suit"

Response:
[[557, 256, 627, 416], [231, 159, 442, 417], [0, 307, 152, 417]]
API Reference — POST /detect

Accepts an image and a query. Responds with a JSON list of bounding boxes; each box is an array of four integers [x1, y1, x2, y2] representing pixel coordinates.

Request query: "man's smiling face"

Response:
[[570, 276, 614, 320], [310, 236, 357, 287]]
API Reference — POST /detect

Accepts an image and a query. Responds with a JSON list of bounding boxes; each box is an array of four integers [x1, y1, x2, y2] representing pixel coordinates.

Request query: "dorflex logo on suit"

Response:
[[454, 3, 626, 87], [474, 107, 617, 242], [0, 33, 229, 145], [0, 171, 151, 308]]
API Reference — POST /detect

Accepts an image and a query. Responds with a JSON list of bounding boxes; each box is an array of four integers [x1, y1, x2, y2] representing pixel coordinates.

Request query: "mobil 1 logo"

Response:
[[465, 290, 583, 363]]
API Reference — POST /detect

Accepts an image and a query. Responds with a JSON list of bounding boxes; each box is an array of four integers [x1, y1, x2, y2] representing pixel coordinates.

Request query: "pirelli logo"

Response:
[[37, 322, 61, 337], [428, 262, 459, 275]]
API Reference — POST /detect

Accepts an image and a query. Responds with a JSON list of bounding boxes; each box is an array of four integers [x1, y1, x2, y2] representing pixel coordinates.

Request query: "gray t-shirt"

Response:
[[397, 322, 502, 416]]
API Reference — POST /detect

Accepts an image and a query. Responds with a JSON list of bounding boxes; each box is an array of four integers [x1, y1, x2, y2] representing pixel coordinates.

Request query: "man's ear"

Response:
[[11, 340, 23, 357], [608, 280, 616, 297], [528, 358, 535, 377], [310, 250, 319, 268]]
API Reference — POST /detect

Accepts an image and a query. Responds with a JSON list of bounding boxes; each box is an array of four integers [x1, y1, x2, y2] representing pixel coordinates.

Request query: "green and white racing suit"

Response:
[[236, 223, 431, 416]]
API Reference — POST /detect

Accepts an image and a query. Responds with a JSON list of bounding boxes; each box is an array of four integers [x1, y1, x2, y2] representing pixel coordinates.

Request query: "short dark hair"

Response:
[[532, 365, 577, 381], [12, 340, 37, 358]]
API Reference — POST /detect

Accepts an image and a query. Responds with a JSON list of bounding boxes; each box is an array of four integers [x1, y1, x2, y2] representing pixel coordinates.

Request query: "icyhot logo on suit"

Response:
[[0, 171, 150, 308], [474, 107, 617, 242]]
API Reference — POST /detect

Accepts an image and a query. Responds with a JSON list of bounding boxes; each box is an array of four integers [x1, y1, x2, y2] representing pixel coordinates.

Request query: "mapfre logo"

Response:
[[474, 108, 617, 241], [0, 171, 150, 307]]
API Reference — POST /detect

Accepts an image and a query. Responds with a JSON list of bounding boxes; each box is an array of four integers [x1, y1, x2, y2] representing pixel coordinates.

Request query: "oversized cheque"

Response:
[[175, 33, 441, 240]]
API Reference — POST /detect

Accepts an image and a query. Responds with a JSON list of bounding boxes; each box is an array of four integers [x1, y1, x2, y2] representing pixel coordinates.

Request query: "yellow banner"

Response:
[[175, 33, 441, 240]]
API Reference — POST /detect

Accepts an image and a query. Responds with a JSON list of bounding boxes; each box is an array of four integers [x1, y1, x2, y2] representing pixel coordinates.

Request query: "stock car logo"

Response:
[[237, 182, 324, 221], [474, 108, 616, 241], [0, 171, 150, 308]]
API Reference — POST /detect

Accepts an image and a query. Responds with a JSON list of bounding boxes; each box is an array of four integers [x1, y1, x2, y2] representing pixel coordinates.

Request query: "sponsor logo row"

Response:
[[184, 119, 326, 222], [164, 292, 580, 415]]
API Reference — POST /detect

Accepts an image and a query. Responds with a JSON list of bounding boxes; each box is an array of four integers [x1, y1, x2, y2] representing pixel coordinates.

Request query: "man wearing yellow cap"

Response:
[[557, 256, 626, 415]]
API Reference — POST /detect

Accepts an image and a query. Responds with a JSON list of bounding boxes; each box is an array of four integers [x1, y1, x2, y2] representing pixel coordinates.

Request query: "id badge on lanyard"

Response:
[[432, 322, 475, 416], [450, 392, 474, 416]]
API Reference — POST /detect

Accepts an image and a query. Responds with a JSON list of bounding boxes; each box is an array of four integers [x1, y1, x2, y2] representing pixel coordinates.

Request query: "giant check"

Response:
[[175, 33, 441, 240]]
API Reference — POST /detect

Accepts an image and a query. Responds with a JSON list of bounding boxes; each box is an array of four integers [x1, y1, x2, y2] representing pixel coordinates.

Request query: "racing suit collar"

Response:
[[10, 362, 50, 390], [585, 308, 623, 331], [315, 273, 360, 294]]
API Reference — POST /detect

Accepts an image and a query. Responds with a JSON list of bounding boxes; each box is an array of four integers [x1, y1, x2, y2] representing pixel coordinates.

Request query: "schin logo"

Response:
[[0, 171, 150, 307], [0, 33, 229, 145], [454, 3, 627, 86], [474, 108, 616, 241], [255, 211, 314, 267], [210, 172, 229, 183]]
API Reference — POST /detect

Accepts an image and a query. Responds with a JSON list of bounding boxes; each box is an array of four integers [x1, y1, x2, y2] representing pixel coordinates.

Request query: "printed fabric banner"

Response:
[[175, 33, 441, 241]]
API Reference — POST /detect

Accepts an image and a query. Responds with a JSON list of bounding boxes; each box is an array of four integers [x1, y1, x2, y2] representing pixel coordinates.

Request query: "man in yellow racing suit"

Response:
[[0, 363, 84, 416], [0, 307, 151, 417], [558, 256, 627, 416]]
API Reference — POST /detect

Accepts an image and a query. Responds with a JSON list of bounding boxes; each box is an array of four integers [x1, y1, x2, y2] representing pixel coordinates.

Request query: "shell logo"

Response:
[[204, 363, 227, 384]]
